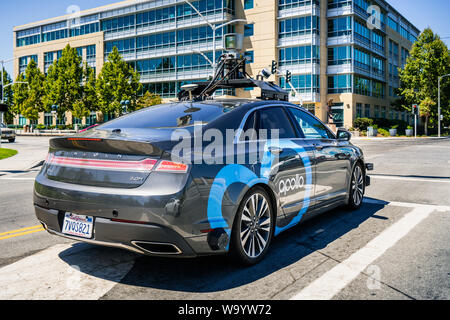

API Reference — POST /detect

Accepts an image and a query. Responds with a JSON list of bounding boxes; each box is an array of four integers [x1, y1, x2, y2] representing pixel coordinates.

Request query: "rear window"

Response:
[[100, 102, 226, 129]]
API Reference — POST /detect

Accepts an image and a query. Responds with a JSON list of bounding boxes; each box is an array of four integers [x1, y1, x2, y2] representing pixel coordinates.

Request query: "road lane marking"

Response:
[[0, 225, 43, 237], [371, 175, 450, 184], [0, 228, 45, 241], [290, 205, 435, 300], [0, 243, 136, 300]]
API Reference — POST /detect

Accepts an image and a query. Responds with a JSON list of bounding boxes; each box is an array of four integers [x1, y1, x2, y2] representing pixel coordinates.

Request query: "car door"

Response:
[[287, 107, 349, 207], [255, 106, 315, 223]]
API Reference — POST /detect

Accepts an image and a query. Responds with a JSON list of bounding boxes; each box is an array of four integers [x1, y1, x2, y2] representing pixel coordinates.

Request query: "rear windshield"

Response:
[[100, 102, 226, 129]]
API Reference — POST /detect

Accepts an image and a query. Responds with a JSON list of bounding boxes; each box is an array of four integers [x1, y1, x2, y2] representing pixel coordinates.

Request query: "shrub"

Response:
[[57, 125, 66, 130], [354, 118, 373, 131], [36, 124, 46, 130], [378, 128, 390, 137], [391, 124, 399, 129]]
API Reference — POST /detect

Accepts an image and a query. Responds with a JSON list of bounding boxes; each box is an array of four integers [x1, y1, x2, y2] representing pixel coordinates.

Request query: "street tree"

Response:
[[96, 47, 142, 117], [72, 63, 98, 121], [398, 28, 450, 134], [12, 59, 45, 122], [44, 44, 83, 120], [1, 68, 14, 123], [136, 91, 162, 110]]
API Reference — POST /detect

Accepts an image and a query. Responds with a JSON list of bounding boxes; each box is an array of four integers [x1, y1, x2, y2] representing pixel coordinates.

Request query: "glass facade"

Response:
[[279, 16, 320, 38], [19, 55, 38, 74], [280, 45, 320, 66], [328, 74, 352, 94]]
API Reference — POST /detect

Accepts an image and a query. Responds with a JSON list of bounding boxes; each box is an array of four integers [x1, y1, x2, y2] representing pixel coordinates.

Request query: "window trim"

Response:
[[235, 104, 309, 144], [286, 106, 336, 140]]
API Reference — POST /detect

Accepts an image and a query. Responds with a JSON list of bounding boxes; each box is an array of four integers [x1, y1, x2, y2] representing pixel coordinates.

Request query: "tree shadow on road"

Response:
[[58, 198, 391, 294]]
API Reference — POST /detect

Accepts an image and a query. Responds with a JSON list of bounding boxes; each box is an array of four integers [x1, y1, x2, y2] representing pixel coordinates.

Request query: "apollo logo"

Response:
[[279, 174, 305, 196]]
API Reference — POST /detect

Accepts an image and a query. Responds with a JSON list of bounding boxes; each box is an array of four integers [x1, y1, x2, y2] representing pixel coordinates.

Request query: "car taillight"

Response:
[[155, 160, 188, 173], [46, 155, 157, 172]]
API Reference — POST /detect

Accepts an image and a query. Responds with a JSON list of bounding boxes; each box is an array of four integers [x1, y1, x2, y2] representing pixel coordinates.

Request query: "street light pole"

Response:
[[183, 0, 246, 76], [438, 74, 450, 138]]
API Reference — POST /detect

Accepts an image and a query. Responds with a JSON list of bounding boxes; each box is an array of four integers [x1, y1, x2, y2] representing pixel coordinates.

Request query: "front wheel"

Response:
[[347, 163, 365, 210], [8, 138, 15, 143], [230, 187, 274, 265]]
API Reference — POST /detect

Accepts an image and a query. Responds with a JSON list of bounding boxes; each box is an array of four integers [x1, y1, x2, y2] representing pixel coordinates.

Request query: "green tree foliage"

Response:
[[12, 59, 45, 121], [1, 68, 14, 123], [96, 47, 142, 116], [44, 44, 83, 119], [72, 63, 98, 120], [398, 28, 450, 133], [136, 91, 162, 110]]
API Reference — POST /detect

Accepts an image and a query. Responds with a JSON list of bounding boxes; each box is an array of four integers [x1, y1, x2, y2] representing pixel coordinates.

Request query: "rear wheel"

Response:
[[230, 187, 274, 265], [347, 163, 365, 210]]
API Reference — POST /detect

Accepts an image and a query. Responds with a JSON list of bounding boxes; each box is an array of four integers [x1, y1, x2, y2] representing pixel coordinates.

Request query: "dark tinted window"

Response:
[[288, 107, 334, 139], [240, 111, 257, 141], [258, 107, 297, 139], [100, 102, 226, 129]]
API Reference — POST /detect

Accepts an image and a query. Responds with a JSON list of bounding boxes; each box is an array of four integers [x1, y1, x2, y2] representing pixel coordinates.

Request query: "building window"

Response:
[[19, 55, 38, 75], [328, 74, 352, 94], [354, 48, 370, 71], [374, 105, 380, 118], [244, 24, 254, 37], [328, 16, 352, 38], [86, 112, 97, 126], [328, 46, 351, 65], [244, 0, 254, 10], [328, 0, 352, 9], [280, 45, 320, 66], [381, 106, 387, 118], [364, 104, 371, 118], [244, 51, 254, 63], [280, 74, 320, 94], [279, 16, 320, 39], [356, 103, 363, 118]]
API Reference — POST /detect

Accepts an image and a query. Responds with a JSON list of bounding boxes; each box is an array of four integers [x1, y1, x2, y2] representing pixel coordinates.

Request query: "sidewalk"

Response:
[[352, 136, 449, 141], [0, 137, 50, 172]]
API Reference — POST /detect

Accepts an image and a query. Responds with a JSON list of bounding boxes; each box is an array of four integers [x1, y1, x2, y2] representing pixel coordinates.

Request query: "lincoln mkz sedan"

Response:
[[34, 99, 373, 265]]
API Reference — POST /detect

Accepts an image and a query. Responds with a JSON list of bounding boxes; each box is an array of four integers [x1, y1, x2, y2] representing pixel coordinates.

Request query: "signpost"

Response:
[[412, 104, 419, 138], [0, 104, 7, 148]]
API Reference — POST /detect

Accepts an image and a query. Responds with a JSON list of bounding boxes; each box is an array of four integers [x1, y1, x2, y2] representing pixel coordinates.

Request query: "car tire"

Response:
[[8, 138, 15, 143], [230, 187, 274, 266], [346, 162, 365, 210]]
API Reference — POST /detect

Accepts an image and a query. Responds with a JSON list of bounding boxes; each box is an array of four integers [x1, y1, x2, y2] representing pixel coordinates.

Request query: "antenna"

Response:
[[178, 55, 289, 102]]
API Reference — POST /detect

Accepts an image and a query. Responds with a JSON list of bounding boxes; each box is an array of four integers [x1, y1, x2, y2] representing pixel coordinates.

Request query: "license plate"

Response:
[[62, 213, 94, 239]]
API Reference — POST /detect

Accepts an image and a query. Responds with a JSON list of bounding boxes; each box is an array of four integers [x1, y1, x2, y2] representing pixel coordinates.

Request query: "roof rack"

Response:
[[178, 52, 289, 102]]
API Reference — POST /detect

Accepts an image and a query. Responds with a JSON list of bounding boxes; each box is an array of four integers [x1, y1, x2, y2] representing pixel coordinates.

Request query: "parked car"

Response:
[[0, 123, 16, 143], [34, 99, 373, 265]]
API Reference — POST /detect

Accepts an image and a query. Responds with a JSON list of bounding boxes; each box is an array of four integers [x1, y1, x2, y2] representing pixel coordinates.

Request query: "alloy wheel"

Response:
[[352, 165, 364, 206], [239, 193, 272, 259]]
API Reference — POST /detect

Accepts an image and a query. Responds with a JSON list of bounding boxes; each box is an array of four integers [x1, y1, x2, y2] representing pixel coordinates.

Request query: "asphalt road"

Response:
[[0, 136, 449, 300]]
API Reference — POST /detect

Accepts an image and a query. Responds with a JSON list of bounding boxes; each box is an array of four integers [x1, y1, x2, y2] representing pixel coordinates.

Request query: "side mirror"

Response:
[[337, 129, 351, 141]]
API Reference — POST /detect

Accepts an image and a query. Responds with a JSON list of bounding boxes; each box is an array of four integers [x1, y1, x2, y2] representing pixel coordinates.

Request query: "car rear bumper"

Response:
[[35, 204, 198, 257]]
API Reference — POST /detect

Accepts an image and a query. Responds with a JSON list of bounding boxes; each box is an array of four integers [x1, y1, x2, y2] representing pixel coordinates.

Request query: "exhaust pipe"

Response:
[[131, 241, 182, 255]]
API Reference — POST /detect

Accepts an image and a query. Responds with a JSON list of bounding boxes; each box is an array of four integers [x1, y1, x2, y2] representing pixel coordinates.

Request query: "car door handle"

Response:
[[269, 147, 283, 155]]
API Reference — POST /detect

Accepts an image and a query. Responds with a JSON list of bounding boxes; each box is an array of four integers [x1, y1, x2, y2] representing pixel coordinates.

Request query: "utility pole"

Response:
[[1, 57, 16, 148], [183, 0, 246, 77]]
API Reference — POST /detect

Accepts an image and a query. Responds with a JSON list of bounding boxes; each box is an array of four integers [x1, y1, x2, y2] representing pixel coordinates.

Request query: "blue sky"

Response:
[[1, 0, 449, 76]]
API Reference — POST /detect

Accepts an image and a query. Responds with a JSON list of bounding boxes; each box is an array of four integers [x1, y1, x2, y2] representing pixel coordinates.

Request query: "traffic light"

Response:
[[271, 60, 277, 75], [286, 70, 292, 83], [412, 104, 419, 115]]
